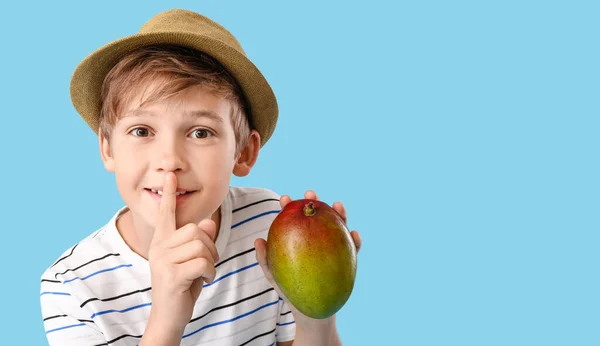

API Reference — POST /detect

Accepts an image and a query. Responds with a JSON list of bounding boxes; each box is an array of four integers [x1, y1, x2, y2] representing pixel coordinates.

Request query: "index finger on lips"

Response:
[[156, 172, 177, 240]]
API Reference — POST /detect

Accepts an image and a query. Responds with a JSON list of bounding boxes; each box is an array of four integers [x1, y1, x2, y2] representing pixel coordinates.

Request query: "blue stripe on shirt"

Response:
[[40, 291, 71, 296], [203, 262, 260, 288], [46, 322, 86, 334], [183, 299, 279, 339], [232, 210, 280, 229], [277, 321, 296, 327], [63, 264, 133, 284], [90, 302, 153, 319]]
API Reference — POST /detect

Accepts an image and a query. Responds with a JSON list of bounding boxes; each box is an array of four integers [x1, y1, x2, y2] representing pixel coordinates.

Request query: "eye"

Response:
[[129, 127, 151, 137], [190, 128, 213, 139]]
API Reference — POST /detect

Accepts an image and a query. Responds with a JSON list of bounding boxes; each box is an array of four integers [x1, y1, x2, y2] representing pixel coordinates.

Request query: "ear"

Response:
[[99, 128, 116, 172], [233, 129, 260, 177]]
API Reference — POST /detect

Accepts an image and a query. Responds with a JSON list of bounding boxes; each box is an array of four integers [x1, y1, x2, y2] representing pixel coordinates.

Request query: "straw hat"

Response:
[[70, 8, 278, 147]]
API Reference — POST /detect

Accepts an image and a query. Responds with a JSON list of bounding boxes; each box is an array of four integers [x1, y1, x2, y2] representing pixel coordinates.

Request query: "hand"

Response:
[[147, 172, 220, 333], [254, 190, 362, 324]]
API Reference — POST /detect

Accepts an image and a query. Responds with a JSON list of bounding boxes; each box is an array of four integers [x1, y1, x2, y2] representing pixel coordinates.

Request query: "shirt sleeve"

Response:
[[275, 297, 296, 343], [40, 275, 107, 346]]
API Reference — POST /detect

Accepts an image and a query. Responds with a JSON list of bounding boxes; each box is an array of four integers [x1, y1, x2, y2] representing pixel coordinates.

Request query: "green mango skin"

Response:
[[266, 199, 357, 319]]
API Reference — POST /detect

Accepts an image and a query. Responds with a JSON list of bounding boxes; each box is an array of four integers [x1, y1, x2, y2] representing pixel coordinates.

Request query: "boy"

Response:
[[39, 8, 362, 346]]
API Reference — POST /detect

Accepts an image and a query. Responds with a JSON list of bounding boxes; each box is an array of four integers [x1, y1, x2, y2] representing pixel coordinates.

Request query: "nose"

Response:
[[152, 136, 189, 173]]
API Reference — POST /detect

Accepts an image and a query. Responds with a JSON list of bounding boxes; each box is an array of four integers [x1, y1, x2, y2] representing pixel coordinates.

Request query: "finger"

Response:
[[332, 201, 347, 224], [304, 190, 319, 200], [198, 219, 219, 262], [351, 230, 362, 254], [198, 219, 217, 242], [255, 238, 288, 301], [279, 195, 292, 209], [155, 172, 177, 241], [163, 223, 202, 249], [168, 239, 217, 264], [161, 221, 218, 258], [254, 238, 274, 283], [178, 257, 217, 284]]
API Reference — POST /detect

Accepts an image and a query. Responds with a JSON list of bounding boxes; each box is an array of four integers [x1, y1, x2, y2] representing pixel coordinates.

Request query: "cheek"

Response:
[[196, 148, 236, 185], [112, 143, 147, 189]]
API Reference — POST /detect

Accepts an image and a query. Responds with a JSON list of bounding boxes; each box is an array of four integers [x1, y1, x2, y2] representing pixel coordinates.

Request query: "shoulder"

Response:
[[41, 230, 101, 276], [227, 186, 281, 235], [39, 210, 125, 287], [229, 186, 281, 205], [39, 226, 113, 315], [228, 186, 281, 214]]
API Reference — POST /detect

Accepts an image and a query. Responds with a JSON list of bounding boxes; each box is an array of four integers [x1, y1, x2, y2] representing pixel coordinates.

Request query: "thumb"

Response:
[[255, 238, 289, 302], [254, 238, 273, 282], [190, 279, 204, 303], [198, 219, 218, 242]]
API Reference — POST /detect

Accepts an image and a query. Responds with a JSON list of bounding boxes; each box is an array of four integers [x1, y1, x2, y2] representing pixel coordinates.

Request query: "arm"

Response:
[[138, 312, 185, 346], [279, 314, 341, 346]]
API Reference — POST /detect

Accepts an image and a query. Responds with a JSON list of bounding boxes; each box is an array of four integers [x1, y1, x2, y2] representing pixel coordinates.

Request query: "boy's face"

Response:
[[99, 84, 257, 229]]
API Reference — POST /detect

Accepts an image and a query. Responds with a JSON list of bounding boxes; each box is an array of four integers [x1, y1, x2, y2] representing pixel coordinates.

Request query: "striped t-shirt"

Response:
[[40, 186, 296, 345]]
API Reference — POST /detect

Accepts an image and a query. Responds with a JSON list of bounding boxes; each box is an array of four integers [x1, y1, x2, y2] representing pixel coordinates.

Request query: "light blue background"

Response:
[[0, 1, 598, 345]]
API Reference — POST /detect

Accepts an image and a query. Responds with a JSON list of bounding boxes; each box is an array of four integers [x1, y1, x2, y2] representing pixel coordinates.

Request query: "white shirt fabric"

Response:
[[40, 186, 296, 346]]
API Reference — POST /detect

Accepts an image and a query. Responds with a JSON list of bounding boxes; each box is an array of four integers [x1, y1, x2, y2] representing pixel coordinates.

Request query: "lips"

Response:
[[145, 188, 197, 203], [147, 188, 194, 196]]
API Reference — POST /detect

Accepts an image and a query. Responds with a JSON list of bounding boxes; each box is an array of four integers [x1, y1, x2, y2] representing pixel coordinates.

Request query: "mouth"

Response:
[[144, 188, 197, 203], [145, 188, 195, 196]]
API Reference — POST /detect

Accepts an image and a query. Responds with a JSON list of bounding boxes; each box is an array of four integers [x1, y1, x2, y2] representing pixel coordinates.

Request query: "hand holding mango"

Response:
[[266, 198, 358, 319]]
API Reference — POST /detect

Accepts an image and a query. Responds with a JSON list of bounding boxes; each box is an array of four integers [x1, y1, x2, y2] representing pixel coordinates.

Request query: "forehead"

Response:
[[119, 83, 232, 123], [123, 109, 225, 124]]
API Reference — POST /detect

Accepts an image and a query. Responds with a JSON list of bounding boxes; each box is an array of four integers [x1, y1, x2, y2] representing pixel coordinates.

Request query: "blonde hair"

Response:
[[99, 44, 251, 155]]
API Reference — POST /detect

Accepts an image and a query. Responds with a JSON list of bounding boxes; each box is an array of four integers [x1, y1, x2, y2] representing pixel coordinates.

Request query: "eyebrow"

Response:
[[122, 109, 224, 123]]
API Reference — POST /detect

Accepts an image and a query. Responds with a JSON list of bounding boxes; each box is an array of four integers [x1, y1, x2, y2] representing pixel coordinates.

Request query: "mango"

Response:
[[266, 199, 357, 319]]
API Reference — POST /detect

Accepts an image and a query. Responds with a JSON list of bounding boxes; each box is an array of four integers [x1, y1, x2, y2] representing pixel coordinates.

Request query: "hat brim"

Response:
[[70, 31, 277, 147]]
